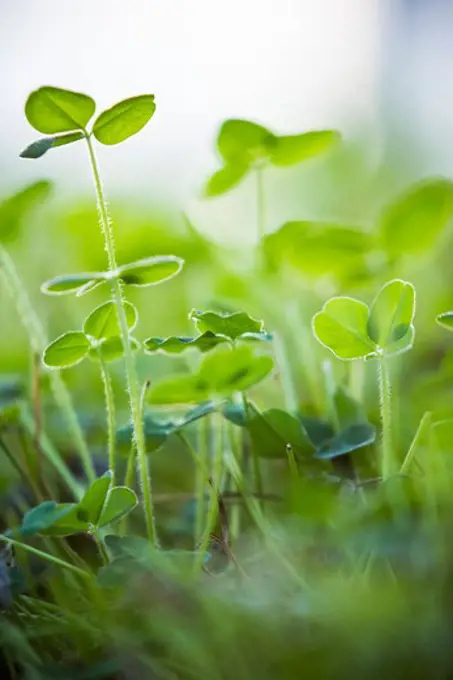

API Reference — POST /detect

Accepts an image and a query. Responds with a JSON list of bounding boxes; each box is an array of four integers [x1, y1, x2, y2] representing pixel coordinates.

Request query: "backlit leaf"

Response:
[[190, 309, 263, 340], [43, 332, 90, 369], [367, 279, 415, 349], [437, 312, 453, 332], [83, 300, 137, 340], [313, 297, 376, 360], [118, 256, 183, 287], [205, 163, 249, 197], [247, 408, 315, 459], [217, 119, 274, 164], [25, 86, 95, 134], [41, 272, 105, 296], [20, 132, 85, 159], [144, 332, 228, 355], [0, 180, 52, 242], [78, 471, 112, 526], [268, 130, 340, 166], [88, 336, 140, 363], [99, 487, 138, 526], [92, 95, 156, 145], [315, 423, 376, 459]]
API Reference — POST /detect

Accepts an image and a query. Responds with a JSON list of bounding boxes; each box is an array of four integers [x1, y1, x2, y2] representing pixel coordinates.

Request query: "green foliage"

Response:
[[148, 343, 274, 404], [41, 272, 106, 296], [0, 180, 53, 242], [247, 408, 315, 459], [25, 86, 96, 134], [83, 300, 137, 340], [43, 331, 90, 369], [315, 423, 375, 459], [436, 312, 453, 331], [20, 132, 85, 159], [379, 178, 453, 257], [98, 487, 137, 526], [313, 280, 415, 360], [189, 309, 265, 340], [206, 119, 340, 196], [117, 255, 183, 287], [92, 95, 156, 145], [144, 331, 228, 354]]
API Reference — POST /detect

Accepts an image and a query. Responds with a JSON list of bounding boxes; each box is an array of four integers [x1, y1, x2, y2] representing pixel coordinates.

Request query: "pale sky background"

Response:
[[1, 1, 453, 244]]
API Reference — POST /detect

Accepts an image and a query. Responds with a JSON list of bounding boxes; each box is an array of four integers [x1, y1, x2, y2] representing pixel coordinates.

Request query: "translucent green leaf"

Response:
[[262, 222, 371, 280], [41, 272, 105, 296], [88, 336, 140, 363], [379, 179, 453, 257], [437, 312, 453, 331], [83, 301, 137, 340], [43, 332, 90, 369], [268, 130, 340, 166], [198, 344, 274, 394], [118, 256, 183, 287], [0, 180, 52, 242], [148, 375, 211, 405], [15, 502, 77, 537], [247, 408, 315, 459], [40, 503, 90, 537], [217, 119, 274, 164], [315, 423, 375, 459], [99, 487, 138, 526], [144, 332, 228, 355], [20, 132, 85, 159], [190, 309, 263, 340], [92, 95, 156, 145], [176, 402, 218, 428], [78, 471, 112, 526], [383, 325, 415, 357], [25, 86, 95, 134], [367, 279, 416, 349], [204, 163, 249, 197], [313, 297, 376, 360]]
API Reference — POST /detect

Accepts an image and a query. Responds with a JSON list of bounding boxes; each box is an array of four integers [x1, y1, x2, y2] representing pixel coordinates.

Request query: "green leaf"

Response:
[[144, 332, 228, 355], [367, 279, 415, 350], [20, 132, 85, 159], [83, 301, 137, 340], [148, 375, 211, 405], [312, 297, 376, 360], [117, 413, 174, 452], [204, 163, 249, 197], [41, 272, 105, 296], [217, 119, 274, 164], [99, 487, 138, 526], [43, 331, 90, 369], [92, 95, 156, 145], [0, 180, 53, 242], [315, 423, 376, 459], [268, 130, 340, 166], [300, 417, 334, 447], [88, 336, 140, 363], [379, 179, 453, 257], [25, 86, 95, 134], [247, 408, 315, 459], [15, 502, 77, 537], [222, 400, 248, 426], [190, 309, 263, 340], [334, 386, 366, 429], [148, 344, 273, 404], [198, 344, 274, 394], [437, 312, 453, 331], [177, 402, 218, 428], [262, 222, 371, 280], [118, 256, 183, 287], [78, 472, 112, 526], [41, 503, 90, 537], [383, 325, 415, 357]]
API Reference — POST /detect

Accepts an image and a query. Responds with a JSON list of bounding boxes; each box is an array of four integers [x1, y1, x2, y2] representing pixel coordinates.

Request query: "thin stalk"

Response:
[[97, 351, 116, 484], [195, 416, 210, 546], [227, 419, 242, 541], [0, 534, 91, 580], [193, 414, 224, 573], [0, 245, 94, 483], [400, 412, 432, 475], [84, 135, 157, 545], [378, 356, 393, 480], [272, 330, 299, 413], [255, 165, 266, 241], [92, 529, 109, 565], [242, 393, 263, 499], [322, 360, 340, 433]]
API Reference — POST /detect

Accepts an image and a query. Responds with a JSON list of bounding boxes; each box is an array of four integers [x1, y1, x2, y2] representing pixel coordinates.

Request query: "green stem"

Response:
[[195, 416, 210, 546], [92, 529, 109, 565], [256, 165, 266, 241], [84, 135, 157, 546], [378, 356, 393, 480], [0, 534, 91, 580], [242, 393, 263, 498], [193, 415, 224, 573], [400, 412, 432, 475], [98, 352, 116, 485], [0, 245, 94, 484], [322, 360, 340, 433]]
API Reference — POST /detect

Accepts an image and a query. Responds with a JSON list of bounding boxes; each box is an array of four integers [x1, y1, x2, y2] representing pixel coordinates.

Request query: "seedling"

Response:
[[312, 279, 416, 479], [21, 86, 185, 544]]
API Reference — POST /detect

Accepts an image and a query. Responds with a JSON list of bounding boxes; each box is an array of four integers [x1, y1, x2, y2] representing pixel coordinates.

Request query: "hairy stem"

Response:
[[0, 245, 94, 485], [378, 356, 393, 480], [85, 135, 157, 545], [98, 352, 116, 485]]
